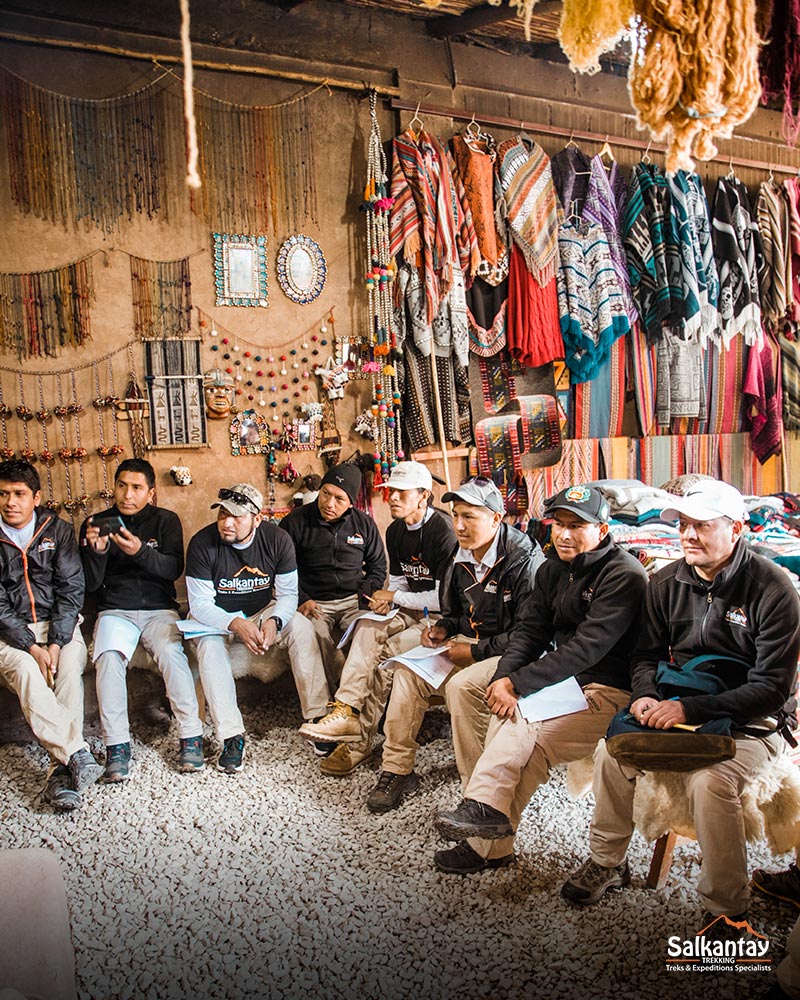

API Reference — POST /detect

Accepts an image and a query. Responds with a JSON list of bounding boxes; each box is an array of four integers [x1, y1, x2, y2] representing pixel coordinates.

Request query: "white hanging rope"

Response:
[[179, 0, 201, 190]]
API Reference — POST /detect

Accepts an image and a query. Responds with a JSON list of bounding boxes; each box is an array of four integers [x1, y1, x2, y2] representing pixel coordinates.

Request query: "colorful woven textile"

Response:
[[496, 136, 560, 286], [524, 437, 602, 517], [711, 176, 764, 347], [583, 156, 636, 324], [466, 277, 507, 357], [757, 179, 792, 327], [628, 321, 657, 436], [506, 244, 563, 368], [655, 328, 707, 428], [551, 145, 592, 218], [667, 171, 719, 342], [572, 334, 627, 439], [784, 177, 800, 328], [780, 331, 800, 431], [744, 328, 784, 463], [452, 134, 503, 270]]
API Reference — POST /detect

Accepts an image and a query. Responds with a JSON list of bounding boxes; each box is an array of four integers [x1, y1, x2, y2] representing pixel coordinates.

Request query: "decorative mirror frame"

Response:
[[213, 233, 268, 307], [285, 418, 317, 452], [276, 234, 327, 305], [230, 409, 270, 455]]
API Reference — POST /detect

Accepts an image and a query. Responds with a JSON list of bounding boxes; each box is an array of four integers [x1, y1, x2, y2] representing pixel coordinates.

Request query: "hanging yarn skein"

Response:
[[179, 0, 202, 190], [628, 0, 762, 174], [558, 0, 635, 75]]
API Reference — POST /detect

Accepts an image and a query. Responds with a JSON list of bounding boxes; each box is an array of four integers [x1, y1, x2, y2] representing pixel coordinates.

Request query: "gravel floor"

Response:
[[0, 683, 794, 1000]]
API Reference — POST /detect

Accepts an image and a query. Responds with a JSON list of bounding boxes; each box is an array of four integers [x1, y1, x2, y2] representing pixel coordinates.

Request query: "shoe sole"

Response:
[[751, 879, 800, 910], [217, 750, 245, 774], [100, 771, 130, 784], [434, 854, 516, 875], [298, 727, 363, 744], [560, 871, 631, 907], [435, 815, 514, 842], [178, 762, 206, 773]]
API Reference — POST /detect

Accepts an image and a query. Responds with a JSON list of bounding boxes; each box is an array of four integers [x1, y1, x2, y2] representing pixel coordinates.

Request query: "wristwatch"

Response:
[[268, 615, 283, 633]]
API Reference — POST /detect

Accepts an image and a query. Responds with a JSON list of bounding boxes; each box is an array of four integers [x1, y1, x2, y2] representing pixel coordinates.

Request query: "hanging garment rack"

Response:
[[390, 99, 800, 176]]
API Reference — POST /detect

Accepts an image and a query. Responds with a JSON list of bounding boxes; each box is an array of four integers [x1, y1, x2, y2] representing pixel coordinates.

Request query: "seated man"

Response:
[[0, 460, 101, 810], [562, 479, 800, 930], [186, 482, 328, 774], [280, 462, 387, 708], [298, 461, 457, 776], [81, 458, 203, 781], [367, 477, 544, 814], [435, 485, 647, 874]]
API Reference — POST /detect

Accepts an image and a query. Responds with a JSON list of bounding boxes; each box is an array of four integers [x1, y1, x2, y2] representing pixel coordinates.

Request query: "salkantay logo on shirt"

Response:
[[725, 607, 748, 628], [346, 533, 364, 546], [218, 565, 272, 593], [399, 558, 431, 580]]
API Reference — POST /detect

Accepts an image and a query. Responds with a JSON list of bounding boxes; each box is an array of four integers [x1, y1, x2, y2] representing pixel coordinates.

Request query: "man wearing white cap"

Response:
[[563, 479, 800, 932], [185, 483, 329, 774], [298, 461, 457, 776]]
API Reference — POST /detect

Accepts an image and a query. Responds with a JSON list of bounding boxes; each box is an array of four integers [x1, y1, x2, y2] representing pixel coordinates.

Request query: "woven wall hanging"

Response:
[[130, 254, 193, 339], [144, 338, 206, 448], [0, 255, 95, 360]]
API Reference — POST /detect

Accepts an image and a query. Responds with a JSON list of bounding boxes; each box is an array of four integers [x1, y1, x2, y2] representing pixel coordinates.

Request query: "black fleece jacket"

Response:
[[493, 535, 648, 697], [0, 507, 84, 649], [279, 501, 386, 605], [437, 522, 544, 662], [630, 539, 800, 726], [79, 504, 183, 612]]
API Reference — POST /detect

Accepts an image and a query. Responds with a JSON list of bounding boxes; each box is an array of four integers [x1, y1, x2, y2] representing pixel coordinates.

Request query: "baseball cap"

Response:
[[385, 461, 433, 492], [211, 483, 264, 517], [544, 485, 610, 523], [661, 480, 748, 523], [442, 476, 505, 514]]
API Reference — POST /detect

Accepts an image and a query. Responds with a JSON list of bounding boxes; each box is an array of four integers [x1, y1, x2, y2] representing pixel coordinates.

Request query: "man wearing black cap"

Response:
[[279, 463, 387, 696], [434, 484, 647, 874], [185, 482, 329, 774], [367, 476, 544, 814]]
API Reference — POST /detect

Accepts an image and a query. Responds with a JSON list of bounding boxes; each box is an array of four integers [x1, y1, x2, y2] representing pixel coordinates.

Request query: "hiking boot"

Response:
[[298, 702, 362, 743], [700, 912, 750, 942], [101, 743, 131, 784], [366, 770, 419, 813], [311, 740, 338, 758], [69, 747, 105, 791], [752, 864, 800, 910], [217, 734, 245, 774], [561, 857, 631, 906], [320, 740, 373, 777], [178, 736, 205, 773], [433, 841, 515, 875], [436, 798, 514, 841], [43, 764, 81, 812]]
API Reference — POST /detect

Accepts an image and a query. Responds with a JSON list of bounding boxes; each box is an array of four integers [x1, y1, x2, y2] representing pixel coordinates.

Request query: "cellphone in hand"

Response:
[[94, 515, 126, 537]]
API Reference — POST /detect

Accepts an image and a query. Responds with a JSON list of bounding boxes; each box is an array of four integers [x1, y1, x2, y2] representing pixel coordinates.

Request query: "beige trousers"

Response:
[[335, 612, 424, 743], [382, 633, 499, 775], [0, 620, 87, 764], [589, 732, 784, 916], [464, 683, 629, 860], [306, 595, 365, 691]]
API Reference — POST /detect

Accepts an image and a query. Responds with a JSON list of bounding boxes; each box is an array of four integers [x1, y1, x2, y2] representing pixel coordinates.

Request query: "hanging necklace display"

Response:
[[130, 254, 193, 339], [68, 371, 90, 512], [106, 356, 123, 467], [0, 377, 13, 460], [362, 91, 402, 484], [15, 372, 35, 462], [36, 375, 57, 509], [117, 347, 149, 459], [276, 235, 327, 304], [54, 375, 76, 516], [93, 362, 113, 502]]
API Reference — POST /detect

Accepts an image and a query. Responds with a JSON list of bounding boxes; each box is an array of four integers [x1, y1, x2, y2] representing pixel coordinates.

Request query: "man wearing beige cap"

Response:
[[298, 461, 457, 776], [562, 479, 800, 933], [366, 476, 544, 813], [185, 483, 328, 774]]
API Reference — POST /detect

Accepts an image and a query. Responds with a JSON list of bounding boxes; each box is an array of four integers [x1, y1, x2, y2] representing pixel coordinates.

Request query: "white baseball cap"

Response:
[[385, 461, 432, 492], [661, 480, 748, 524]]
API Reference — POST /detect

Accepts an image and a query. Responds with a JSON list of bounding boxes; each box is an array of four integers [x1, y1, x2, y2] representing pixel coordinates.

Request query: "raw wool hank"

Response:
[[559, 0, 635, 74], [628, 0, 762, 174]]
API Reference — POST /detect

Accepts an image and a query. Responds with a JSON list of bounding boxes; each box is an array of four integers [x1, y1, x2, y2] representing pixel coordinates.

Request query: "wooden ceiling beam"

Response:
[[427, 0, 561, 39]]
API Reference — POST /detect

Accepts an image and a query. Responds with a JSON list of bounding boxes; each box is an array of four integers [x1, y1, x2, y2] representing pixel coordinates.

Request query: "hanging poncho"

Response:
[[744, 329, 784, 462], [655, 328, 707, 428], [784, 177, 800, 328], [394, 262, 469, 367], [623, 162, 684, 341], [667, 171, 720, 343], [711, 176, 764, 347], [583, 155, 636, 324], [452, 133, 506, 282], [757, 178, 792, 328], [551, 145, 592, 218], [556, 219, 630, 383]]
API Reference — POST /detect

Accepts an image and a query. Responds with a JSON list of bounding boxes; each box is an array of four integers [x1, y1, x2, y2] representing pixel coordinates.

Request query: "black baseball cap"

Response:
[[543, 485, 610, 524]]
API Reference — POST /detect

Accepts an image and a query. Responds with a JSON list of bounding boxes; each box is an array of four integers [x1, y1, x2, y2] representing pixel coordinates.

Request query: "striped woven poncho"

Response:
[[711, 176, 764, 348], [667, 171, 720, 344]]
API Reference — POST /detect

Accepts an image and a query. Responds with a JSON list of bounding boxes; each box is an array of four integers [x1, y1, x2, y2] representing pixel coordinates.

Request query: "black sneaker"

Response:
[[752, 864, 800, 910], [101, 743, 131, 784], [561, 857, 631, 906], [433, 841, 515, 875], [69, 747, 105, 791], [178, 736, 205, 773], [43, 764, 81, 812], [217, 734, 245, 774], [436, 798, 514, 841], [366, 770, 419, 813]]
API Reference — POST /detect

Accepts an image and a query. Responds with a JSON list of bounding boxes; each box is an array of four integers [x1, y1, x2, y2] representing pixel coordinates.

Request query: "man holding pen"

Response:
[[298, 461, 456, 776], [185, 482, 329, 773]]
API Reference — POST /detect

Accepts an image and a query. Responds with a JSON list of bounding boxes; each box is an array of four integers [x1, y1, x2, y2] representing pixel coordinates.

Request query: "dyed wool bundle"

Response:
[[558, 0, 635, 74], [628, 0, 762, 173]]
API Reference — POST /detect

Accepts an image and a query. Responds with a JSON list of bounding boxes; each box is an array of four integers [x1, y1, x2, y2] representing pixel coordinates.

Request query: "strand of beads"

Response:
[[36, 374, 57, 509], [0, 377, 13, 460], [16, 372, 36, 463]]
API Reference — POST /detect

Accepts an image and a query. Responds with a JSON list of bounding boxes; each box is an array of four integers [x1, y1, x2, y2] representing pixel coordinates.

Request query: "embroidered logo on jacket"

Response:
[[581, 588, 593, 602], [346, 534, 364, 546], [37, 536, 56, 552], [725, 607, 748, 628], [218, 565, 272, 593], [146, 538, 159, 548]]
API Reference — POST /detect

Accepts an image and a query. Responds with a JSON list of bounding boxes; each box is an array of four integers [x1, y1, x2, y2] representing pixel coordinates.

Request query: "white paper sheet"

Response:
[[336, 609, 399, 649], [517, 675, 589, 723], [92, 615, 142, 663], [176, 619, 229, 638], [379, 643, 453, 688]]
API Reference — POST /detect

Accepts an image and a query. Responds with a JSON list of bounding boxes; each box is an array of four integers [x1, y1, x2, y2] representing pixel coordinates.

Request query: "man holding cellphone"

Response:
[[80, 458, 203, 782]]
